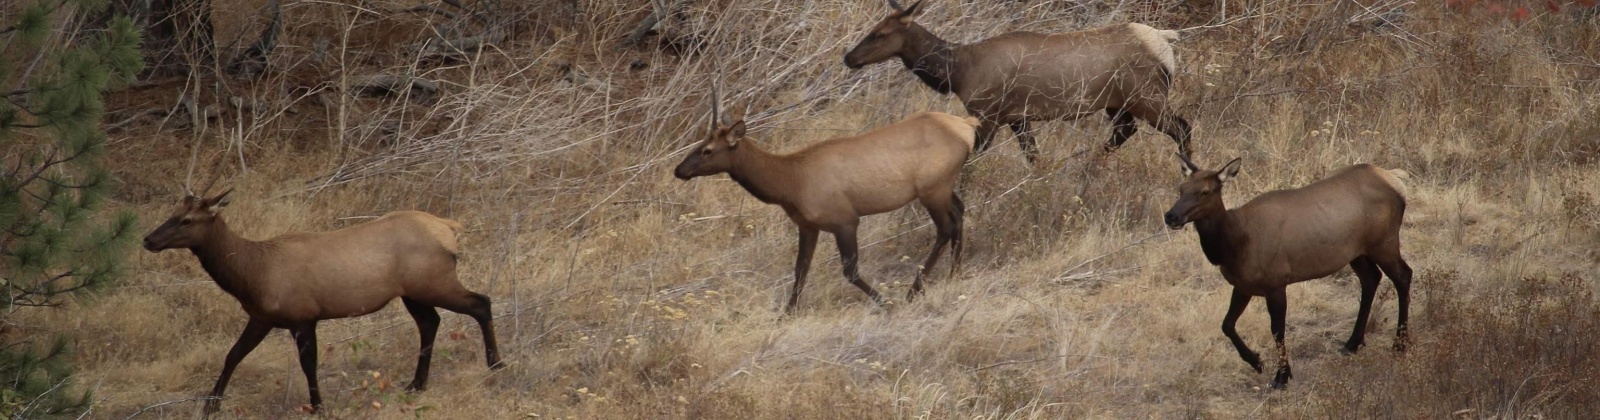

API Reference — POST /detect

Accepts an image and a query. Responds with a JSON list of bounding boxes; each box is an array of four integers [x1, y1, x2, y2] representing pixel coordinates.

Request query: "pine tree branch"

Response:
[[8, 271, 78, 308]]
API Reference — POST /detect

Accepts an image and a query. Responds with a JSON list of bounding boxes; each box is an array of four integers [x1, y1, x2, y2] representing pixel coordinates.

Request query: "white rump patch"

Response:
[[1380, 168, 1410, 201], [1127, 23, 1179, 76]]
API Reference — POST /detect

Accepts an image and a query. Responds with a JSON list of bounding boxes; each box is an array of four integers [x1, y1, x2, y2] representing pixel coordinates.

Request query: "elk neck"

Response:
[[1192, 207, 1246, 268], [188, 217, 267, 300], [897, 24, 960, 95], [726, 142, 798, 206]]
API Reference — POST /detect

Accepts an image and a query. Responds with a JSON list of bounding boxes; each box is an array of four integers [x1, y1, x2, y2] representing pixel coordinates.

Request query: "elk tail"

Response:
[[1128, 23, 1179, 84], [1379, 168, 1410, 202], [433, 216, 466, 258], [959, 116, 981, 150]]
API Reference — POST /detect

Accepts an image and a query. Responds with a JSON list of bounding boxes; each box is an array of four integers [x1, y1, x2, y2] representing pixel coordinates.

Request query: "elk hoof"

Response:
[[1341, 341, 1363, 355], [202, 399, 222, 416], [1393, 341, 1409, 352], [1270, 366, 1293, 389], [1241, 351, 1263, 374], [406, 381, 428, 392]]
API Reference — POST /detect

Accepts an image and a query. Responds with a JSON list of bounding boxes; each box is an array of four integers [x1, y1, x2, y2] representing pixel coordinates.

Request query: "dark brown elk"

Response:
[[1164, 156, 1412, 389], [141, 190, 501, 415], [674, 87, 977, 313], [843, 0, 1193, 163]]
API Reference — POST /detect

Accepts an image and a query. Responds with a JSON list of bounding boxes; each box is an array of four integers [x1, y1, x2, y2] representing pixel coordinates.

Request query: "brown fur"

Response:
[[1164, 158, 1412, 389], [142, 191, 502, 415], [675, 108, 977, 313], [843, 0, 1192, 163]]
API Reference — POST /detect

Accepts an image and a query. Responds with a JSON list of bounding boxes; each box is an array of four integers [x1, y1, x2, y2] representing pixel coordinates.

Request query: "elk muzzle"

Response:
[[673, 157, 698, 180], [1164, 211, 1186, 230]]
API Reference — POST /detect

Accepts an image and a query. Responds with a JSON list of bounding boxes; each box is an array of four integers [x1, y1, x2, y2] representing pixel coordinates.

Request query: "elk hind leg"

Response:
[[1374, 250, 1413, 351], [290, 323, 323, 411], [428, 290, 503, 369], [1104, 108, 1138, 152], [1265, 289, 1293, 389], [1128, 102, 1193, 158], [909, 197, 956, 301], [948, 194, 965, 279], [1007, 120, 1040, 164], [1345, 257, 1383, 354], [402, 297, 442, 391]]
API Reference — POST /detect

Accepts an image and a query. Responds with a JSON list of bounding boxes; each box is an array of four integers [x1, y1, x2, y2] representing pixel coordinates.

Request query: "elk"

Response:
[[673, 87, 977, 313], [843, 0, 1192, 163], [1164, 156, 1412, 389], [141, 190, 501, 415]]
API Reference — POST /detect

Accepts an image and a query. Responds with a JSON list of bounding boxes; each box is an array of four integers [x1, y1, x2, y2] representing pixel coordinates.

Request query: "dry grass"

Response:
[[8, 0, 1600, 418]]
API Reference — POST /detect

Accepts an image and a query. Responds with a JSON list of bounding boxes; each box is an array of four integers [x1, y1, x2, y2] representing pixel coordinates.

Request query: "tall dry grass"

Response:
[[9, 0, 1600, 418]]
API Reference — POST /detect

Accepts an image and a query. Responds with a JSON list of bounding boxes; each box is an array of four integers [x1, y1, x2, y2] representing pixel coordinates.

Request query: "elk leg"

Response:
[[1007, 120, 1040, 164], [973, 120, 1000, 154], [1346, 257, 1383, 354], [788, 226, 820, 314], [948, 194, 965, 280], [289, 323, 323, 411], [1376, 255, 1413, 351], [1221, 288, 1261, 373], [1128, 102, 1194, 158], [833, 223, 884, 306], [435, 292, 503, 369], [910, 200, 956, 301], [1265, 289, 1293, 389], [1104, 108, 1138, 152], [401, 297, 442, 391], [206, 319, 272, 415]]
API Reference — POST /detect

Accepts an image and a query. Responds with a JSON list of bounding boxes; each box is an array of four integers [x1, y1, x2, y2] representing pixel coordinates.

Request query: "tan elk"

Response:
[[844, 0, 1192, 163], [673, 87, 977, 313], [141, 190, 501, 415], [1164, 156, 1412, 389]]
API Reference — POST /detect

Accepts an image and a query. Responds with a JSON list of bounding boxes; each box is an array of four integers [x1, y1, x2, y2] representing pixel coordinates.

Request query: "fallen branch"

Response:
[[625, 0, 694, 46], [346, 74, 440, 100], [1050, 232, 1166, 284], [412, 29, 504, 61], [105, 108, 169, 132], [225, 0, 282, 79], [122, 396, 217, 419]]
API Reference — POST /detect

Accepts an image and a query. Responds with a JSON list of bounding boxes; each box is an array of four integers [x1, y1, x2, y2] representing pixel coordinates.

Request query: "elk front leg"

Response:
[[1221, 288, 1261, 373], [833, 223, 883, 306], [206, 319, 272, 416], [787, 226, 820, 314]]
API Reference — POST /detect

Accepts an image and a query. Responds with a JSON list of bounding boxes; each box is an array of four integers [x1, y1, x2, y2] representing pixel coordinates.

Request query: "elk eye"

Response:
[[701, 148, 712, 156], [179, 219, 192, 226]]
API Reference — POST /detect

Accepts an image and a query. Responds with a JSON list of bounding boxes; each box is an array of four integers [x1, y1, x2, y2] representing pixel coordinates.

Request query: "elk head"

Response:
[[143, 189, 233, 251], [674, 84, 747, 180], [1164, 155, 1240, 230], [843, 0, 926, 69]]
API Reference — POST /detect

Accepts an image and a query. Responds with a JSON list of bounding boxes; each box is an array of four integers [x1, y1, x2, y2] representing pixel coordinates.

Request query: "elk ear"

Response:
[[205, 188, 234, 214], [727, 120, 746, 147], [1177, 153, 1199, 177], [1217, 158, 1243, 183], [898, 0, 924, 22]]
